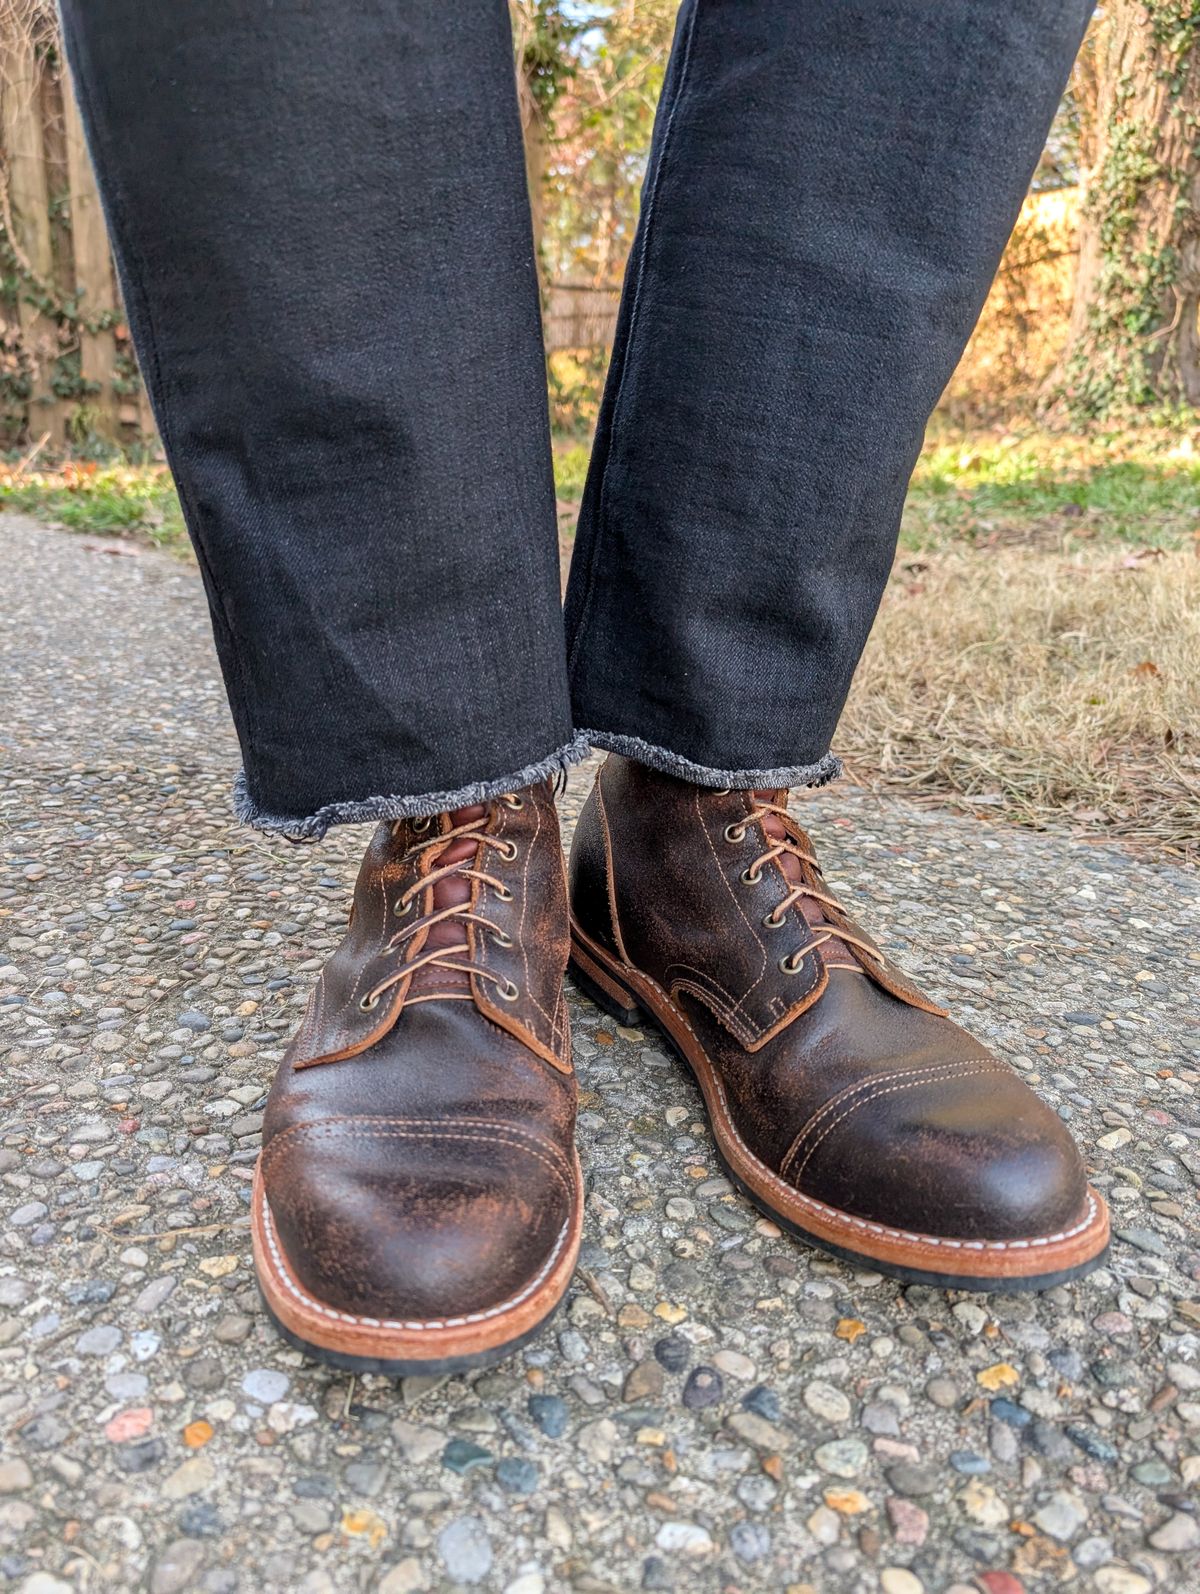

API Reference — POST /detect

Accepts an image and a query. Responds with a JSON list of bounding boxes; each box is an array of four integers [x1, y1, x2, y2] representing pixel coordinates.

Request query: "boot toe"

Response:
[[263, 1120, 576, 1323], [793, 1061, 1091, 1245]]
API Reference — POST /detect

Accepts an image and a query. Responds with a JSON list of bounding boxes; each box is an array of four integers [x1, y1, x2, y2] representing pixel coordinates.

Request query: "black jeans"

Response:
[[60, 0, 1091, 839]]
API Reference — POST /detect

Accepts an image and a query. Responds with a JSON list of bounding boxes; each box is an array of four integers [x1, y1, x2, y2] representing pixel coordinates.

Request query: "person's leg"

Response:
[[60, 0, 583, 1369], [565, 0, 1092, 785], [566, 0, 1110, 1287], [61, 0, 587, 842]]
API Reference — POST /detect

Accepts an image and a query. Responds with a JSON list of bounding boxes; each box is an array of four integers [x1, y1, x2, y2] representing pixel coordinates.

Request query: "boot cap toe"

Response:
[[794, 1061, 1090, 1244], [262, 1118, 576, 1323]]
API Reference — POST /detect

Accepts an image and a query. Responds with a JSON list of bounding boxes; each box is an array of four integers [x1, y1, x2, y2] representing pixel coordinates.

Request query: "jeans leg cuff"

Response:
[[580, 729, 842, 791], [232, 732, 594, 842]]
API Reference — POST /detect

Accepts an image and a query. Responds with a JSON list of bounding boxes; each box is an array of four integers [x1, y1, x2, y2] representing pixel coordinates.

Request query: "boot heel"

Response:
[[568, 934, 642, 1027]]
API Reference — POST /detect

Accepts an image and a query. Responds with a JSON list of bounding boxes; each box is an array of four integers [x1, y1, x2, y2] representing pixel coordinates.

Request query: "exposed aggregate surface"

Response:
[[1, 514, 1198, 1594]]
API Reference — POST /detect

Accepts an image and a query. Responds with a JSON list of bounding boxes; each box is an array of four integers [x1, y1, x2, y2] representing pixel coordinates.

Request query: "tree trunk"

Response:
[[1054, 2, 1200, 417]]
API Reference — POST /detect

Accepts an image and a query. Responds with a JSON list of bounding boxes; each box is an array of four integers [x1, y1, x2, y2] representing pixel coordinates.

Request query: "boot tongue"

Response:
[[410, 802, 487, 993], [750, 789, 859, 971]]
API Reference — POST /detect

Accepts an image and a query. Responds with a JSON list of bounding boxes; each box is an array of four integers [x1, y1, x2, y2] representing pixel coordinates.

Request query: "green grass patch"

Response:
[[903, 428, 1200, 552], [553, 440, 592, 502], [0, 462, 188, 552], [551, 425, 1200, 550]]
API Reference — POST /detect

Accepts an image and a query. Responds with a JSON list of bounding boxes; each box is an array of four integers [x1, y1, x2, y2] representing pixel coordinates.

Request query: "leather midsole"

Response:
[[251, 1153, 583, 1361], [569, 918, 1109, 1280]]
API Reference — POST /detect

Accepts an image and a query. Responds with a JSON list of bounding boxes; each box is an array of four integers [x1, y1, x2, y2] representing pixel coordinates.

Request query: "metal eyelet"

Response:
[[713, 787, 731, 796], [494, 884, 514, 902], [359, 993, 380, 1012], [497, 979, 520, 1002], [411, 815, 432, 834], [741, 867, 763, 886], [762, 911, 785, 930], [393, 896, 413, 917], [501, 793, 525, 810], [724, 822, 746, 844], [779, 953, 805, 976], [497, 840, 518, 861], [491, 929, 513, 948]]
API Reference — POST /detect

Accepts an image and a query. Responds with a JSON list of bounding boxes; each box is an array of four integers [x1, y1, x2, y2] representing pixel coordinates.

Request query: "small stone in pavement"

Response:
[[681, 1366, 723, 1410], [527, 1395, 567, 1438], [241, 1368, 289, 1405], [438, 1517, 493, 1584]]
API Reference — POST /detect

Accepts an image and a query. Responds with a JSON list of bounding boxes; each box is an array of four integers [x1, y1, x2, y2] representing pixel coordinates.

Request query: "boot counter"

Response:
[[567, 774, 621, 958]]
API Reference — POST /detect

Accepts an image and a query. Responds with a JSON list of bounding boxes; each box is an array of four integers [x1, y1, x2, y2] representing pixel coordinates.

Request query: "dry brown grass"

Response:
[[838, 543, 1200, 857]]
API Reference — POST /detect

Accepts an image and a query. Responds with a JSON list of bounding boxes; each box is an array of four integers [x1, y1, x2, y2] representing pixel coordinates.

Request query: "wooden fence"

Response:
[[1, 1, 153, 450], [544, 282, 620, 353]]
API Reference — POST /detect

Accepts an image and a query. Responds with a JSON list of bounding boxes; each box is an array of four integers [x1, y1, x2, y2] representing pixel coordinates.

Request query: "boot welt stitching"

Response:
[[603, 951, 1101, 1254], [782, 1052, 998, 1174], [789, 1063, 1015, 1186], [260, 1191, 573, 1332]]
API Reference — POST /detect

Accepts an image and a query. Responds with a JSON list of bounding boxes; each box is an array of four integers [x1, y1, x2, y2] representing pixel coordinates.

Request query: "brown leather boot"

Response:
[[252, 779, 582, 1372], [568, 756, 1108, 1291]]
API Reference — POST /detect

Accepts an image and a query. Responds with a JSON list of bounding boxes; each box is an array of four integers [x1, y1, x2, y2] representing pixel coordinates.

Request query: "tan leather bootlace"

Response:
[[732, 793, 886, 976], [359, 794, 525, 1011]]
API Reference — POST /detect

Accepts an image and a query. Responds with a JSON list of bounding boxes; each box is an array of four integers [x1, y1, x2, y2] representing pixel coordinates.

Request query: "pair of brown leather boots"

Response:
[[251, 756, 1109, 1374]]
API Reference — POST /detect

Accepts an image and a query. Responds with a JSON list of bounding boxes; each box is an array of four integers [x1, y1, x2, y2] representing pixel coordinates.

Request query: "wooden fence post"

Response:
[[62, 65, 120, 440], [0, 20, 65, 447]]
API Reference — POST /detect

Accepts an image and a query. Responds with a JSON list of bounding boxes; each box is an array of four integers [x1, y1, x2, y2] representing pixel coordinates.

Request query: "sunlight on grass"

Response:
[[904, 428, 1200, 551], [7, 429, 1195, 558], [0, 461, 188, 551], [551, 427, 1200, 552], [840, 539, 1199, 855], [553, 441, 591, 502]]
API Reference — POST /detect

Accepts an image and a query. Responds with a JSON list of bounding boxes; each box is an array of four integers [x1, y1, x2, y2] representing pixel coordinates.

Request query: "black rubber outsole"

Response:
[[568, 954, 1110, 1295], [258, 1286, 565, 1378]]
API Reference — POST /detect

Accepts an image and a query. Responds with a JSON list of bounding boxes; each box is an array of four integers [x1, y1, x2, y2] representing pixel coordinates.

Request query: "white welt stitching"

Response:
[[259, 1189, 572, 1332]]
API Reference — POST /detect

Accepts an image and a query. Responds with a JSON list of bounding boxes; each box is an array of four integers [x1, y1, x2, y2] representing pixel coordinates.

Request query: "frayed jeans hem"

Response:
[[232, 732, 594, 842], [580, 729, 842, 790]]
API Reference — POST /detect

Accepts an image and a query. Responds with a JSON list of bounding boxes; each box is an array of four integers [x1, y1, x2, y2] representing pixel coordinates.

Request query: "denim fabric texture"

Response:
[[61, 0, 1091, 837], [60, 0, 579, 837], [565, 0, 1094, 779]]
